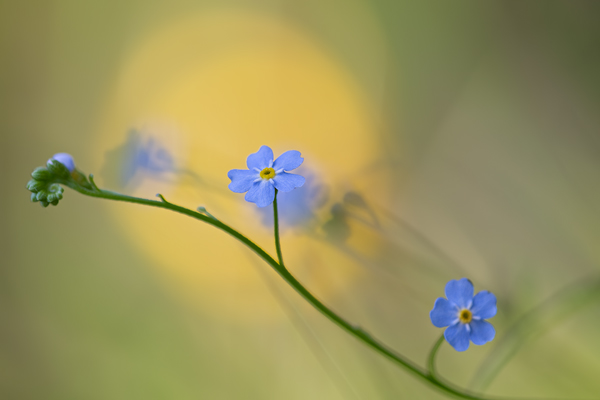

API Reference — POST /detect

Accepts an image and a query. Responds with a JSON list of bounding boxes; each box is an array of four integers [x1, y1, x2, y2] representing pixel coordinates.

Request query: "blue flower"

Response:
[[228, 145, 306, 207], [430, 278, 497, 352], [49, 153, 75, 173]]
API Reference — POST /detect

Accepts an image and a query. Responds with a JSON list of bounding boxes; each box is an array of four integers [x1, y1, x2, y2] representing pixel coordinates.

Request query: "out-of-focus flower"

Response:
[[48, 153, 75, 173], [103, 129, 175, 189], [228, 145, 305, 207], [430, 278, 497, 351], [257, 173, 328, 228]]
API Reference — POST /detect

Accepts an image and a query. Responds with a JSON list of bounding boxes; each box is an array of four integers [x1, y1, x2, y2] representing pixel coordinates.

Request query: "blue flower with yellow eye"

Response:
[[228, 145, 305, 207], [430, 278, 497, 352]]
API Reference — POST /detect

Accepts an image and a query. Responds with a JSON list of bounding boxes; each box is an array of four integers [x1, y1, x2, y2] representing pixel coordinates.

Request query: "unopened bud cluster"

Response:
[[26, 154, 76, 207]]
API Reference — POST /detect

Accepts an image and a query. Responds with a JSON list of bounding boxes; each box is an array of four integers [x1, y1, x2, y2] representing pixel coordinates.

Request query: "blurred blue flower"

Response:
[[257, 173, 328, 228], [103, 130, 175, 189], [430, 278, 497, 352], [49, 153, 75, 173], [228, 145, 305, 207], [122, 132, 174, 183]]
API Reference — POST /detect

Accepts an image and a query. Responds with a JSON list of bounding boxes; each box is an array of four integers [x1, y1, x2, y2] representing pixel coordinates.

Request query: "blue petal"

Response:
[[273, 150, 303, 171], [245, 180, 275, 207], [430, 298, 459, 328], [445, 278, 474, 309], [469, 320, 495, 345], [471, 291, 497, 320], [444, 323, 470, 352], [272, 172, 305, 193], [247, 146, 273, 170], [228, 169, 258, 193]]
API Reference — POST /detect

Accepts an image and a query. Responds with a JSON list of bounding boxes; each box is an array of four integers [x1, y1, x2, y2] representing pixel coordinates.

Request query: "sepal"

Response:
[[47, 159, 70, 179]]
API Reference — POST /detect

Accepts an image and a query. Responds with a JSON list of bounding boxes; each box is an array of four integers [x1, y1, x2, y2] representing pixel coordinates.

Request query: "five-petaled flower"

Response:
[[430, 278, 497, 352], [228, 145, 305, 207]]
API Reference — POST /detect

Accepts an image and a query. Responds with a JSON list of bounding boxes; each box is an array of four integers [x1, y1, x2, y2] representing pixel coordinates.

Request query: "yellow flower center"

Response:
[[260, 167, 276, 180], [458, 309, 472, 324]]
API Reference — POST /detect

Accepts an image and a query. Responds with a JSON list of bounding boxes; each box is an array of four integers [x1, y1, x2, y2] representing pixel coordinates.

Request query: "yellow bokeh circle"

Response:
[[93, 11, 389, 321]]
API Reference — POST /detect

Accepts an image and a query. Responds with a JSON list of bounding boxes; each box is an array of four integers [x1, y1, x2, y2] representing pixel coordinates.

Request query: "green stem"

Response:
[[273, 189, 284, 266], [65, 183, 488, 400], [427, 334, 445, 382]]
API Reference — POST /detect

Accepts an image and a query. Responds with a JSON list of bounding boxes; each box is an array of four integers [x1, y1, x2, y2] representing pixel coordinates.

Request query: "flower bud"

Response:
[[26, 179, 45, 192], [31, 167, 53, 181], [27, 153, 87, 208], [48, 153, 75, 173]]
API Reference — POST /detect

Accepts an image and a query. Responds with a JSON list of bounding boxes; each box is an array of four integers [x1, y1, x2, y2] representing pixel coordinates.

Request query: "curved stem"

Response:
[[427, 334, 445, 382], [65, 183, 488, 400], [273, 189, 284, 266]]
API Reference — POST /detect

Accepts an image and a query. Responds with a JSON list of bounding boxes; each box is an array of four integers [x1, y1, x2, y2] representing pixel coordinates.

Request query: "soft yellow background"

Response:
[[93, 10, 386, 319], [3, 1, 600, 399]]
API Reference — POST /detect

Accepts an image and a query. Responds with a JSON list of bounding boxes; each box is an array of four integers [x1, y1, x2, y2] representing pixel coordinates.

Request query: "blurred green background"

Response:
[[3, 1, 600, 399]]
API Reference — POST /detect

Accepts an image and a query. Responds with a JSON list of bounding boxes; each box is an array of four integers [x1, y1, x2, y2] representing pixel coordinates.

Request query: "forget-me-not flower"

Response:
[[228, 145, 305, 207], [430, 278, 497, 352]]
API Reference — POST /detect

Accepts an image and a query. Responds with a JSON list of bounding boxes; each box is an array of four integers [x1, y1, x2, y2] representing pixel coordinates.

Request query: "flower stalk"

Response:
[[43, 181, 486, 399], [427, 334, 445, 382], [273, 189, 284, 267], [26, 154, 515, 400]]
